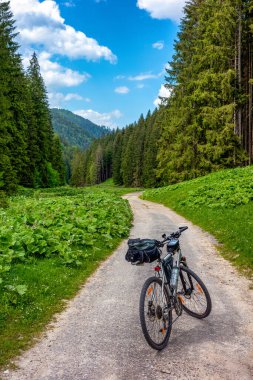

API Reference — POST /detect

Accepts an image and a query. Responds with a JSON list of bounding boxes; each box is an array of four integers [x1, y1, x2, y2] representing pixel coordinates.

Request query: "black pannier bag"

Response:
[[125, 239, 160, 264]]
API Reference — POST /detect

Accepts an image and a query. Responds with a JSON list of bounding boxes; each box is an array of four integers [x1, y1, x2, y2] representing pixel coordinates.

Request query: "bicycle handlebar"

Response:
[[155, 226, 188, 247]]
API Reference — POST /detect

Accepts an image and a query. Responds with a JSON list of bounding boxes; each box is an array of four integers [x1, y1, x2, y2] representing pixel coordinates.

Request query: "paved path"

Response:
[[2, 193, 253, 380]]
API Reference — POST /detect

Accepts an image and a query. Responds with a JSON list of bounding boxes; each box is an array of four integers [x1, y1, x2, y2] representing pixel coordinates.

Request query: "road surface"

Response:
[[2, 193, 253, 380]]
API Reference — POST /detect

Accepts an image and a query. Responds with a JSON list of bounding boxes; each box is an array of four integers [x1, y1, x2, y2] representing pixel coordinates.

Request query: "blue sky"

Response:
[[10, 0, 186, 128]]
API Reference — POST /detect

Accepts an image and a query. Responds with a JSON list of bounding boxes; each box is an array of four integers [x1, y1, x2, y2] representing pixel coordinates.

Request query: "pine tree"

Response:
[[112, 130, 124, 185], [0, 1, 28, 192], [51, 134, 66, 185], [131, 115, 145, 187], [27, 52, 54, 187], [70, 151, 85, 187], [157, 0, 245, 184], [121, 125, 135, 186], [142, 110, 162, 187]]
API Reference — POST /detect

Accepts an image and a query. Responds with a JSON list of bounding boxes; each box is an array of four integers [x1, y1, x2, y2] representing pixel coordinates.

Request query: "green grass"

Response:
[[143, 166, 253, 278], [96, 178, 143, 194], [0, 185, 134, 369]]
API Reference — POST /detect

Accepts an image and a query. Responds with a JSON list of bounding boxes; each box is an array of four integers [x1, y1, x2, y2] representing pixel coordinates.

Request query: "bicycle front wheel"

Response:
[[178, 266, 212, 319], [139, 277, 172, 350]]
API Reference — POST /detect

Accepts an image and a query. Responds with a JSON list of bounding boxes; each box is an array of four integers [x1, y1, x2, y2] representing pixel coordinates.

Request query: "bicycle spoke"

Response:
[[143, 280, 169, 345], [177, 266, 211, 318]]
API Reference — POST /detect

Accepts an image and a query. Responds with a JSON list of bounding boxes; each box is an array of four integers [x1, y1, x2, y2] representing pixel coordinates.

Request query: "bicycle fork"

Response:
[[179, 256, 194, 294]]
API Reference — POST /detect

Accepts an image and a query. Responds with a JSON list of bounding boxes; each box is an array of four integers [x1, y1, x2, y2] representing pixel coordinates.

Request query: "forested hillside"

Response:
[[71, 111, 161, 187], [75, 0, 253, 187], [51, 109, 108, 149], [51, 109, 109, 183], [0, 2, 65, 193]]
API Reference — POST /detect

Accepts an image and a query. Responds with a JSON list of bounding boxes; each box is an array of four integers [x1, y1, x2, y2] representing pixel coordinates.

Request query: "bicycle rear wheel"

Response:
[[139, 277, 172, 350], [178, 266, 212, 319]]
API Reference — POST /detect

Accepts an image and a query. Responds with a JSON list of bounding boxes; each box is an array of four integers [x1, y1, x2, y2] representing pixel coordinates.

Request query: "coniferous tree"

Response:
[[0, 1, 28, 192], [70, 151, 86, 187], [157, 0, 245, 184], [112, 131, 123, 185], [71, 0, 253, 189], [121, 125, 135, 186], [142, 110, 162, 187], [27, 52, 54, 187], [51, 134, 66, 185], [131, 115, 145, 187]]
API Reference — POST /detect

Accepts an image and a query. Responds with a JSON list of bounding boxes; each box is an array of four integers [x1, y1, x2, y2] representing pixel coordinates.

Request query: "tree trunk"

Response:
[[238, 8, 242, 142], [249, 39, 253, 164]]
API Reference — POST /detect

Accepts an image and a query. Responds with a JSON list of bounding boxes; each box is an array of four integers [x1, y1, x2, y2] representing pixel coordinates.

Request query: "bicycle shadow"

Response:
[[150, 311, 253, 379], [156, 310, 240, 354]]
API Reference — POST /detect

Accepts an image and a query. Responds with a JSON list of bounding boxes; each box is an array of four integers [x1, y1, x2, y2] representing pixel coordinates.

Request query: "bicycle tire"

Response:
[[139, 276, 172, 350], [178, 266, 212, 319]]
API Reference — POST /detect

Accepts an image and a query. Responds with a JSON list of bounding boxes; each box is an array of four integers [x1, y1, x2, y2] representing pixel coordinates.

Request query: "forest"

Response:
[[0, 1, 65, 194], [1, 0, 253, 370], [1, 0, 253, 191], [72, 0, 253, 188]]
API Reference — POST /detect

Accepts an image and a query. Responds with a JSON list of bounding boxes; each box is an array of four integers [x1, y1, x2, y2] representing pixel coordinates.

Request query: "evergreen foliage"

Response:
[[157, 0, 247, 184], [71, 111, 162, 187], [2, 0, 253, 190], [0, 2, 65, 192], [50, 108, 109, 183], [0, 0, 26, 192], [76, 0, 253, 187], [51, 108, 109, 149]]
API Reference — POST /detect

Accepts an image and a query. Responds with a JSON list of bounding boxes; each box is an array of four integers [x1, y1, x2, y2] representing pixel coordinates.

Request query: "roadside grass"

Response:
[[95, 178, 143, 195], [0, 185, 134, 369], [143, 166, 253, 279]]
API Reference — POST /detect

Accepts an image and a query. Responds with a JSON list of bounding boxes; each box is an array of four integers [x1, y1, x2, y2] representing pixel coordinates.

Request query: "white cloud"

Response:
[[74, 109, 122, 128], [48, 92, 90, 108], [114, 75, 126, 80], [64, 93, 83, 101], [154, 84, 171, 107], [31, 52, 89, 88], [114, 86, 130, 94], [10, 0, 117, 63], [164, 63, 171, 71], [23, 51, 88, 89], [63, 1, 75, 7], [152, 41, 164, 50], [116, 69, 165, 83], [137, 83, 145, 89], [128, 72, 162, 81], [137, 0, 186, 22]]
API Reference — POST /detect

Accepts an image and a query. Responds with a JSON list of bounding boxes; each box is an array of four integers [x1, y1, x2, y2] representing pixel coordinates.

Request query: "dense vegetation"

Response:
[[0, 185, 133, 368], [71, 110, 162, 187], [0, 1, 65, 194], [143, 166, 253, 274], [51, 109, 109, 183], [77, 0, 253, 187], [51, 108, 108, 149]]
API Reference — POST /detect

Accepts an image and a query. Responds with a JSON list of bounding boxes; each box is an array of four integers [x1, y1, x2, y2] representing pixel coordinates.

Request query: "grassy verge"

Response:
[[0, 185, 134, 369], [143, 166, 253, 279]]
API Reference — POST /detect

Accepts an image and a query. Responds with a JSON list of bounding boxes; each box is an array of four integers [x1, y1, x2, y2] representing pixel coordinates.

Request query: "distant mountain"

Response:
[[51, 108, 109, 149]]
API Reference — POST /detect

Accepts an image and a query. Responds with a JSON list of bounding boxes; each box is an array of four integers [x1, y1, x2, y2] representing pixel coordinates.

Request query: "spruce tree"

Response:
[[121, 125, 135, 186], [112, 131, 123, 185], [0, 1, 28, 192], [51, 134, 66, 185], [157, 0, 245, 184], [142, 110, 161, 187], [71, 151, 85, 187], [27, 52, 54, 187]]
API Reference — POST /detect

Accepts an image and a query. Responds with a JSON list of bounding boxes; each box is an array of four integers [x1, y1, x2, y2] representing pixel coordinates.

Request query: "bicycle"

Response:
[[125, 226, 212, 350]]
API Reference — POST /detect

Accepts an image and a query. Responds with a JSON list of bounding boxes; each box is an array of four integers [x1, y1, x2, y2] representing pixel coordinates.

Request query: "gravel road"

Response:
[[2, 193, 253, 380]]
